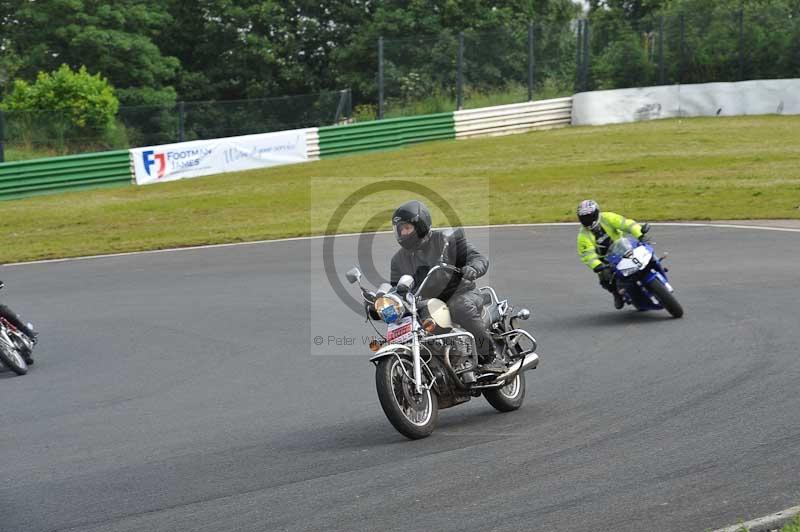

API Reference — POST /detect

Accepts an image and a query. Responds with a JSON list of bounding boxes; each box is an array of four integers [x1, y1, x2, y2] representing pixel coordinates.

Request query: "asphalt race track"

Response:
[[1, 224, 798, 532]]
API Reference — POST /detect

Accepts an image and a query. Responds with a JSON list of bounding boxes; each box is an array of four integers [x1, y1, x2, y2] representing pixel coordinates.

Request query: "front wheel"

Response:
[[0, 340, 27, 375], [646, 278, 684, 318], [484, 372, 526, 412], [375, 356, 438, 439]]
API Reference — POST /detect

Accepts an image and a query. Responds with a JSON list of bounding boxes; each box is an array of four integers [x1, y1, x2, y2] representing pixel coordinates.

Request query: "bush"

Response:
[[1, 64, 120, 152], [2, 64, 118, 130], [592, 32, 657, 90]]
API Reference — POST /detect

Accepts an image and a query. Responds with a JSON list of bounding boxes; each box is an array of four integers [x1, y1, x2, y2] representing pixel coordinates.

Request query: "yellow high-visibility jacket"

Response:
[[577, 211, 643, 271]]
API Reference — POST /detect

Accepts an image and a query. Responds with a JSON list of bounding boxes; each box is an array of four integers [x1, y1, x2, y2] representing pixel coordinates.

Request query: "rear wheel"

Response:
[[646, 278, 684, 318], [0, 340, 28, 375], [484, 372, 526, 412], [375, 356, 438, 439]]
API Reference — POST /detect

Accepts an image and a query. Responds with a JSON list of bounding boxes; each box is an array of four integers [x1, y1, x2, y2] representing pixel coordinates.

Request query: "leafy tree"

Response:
[[1, 64, 121, 152], [1, 64, 118, 131], [331, 0, 580, 106], [589, 0, 800, 88], [4, 0, 179, 106]]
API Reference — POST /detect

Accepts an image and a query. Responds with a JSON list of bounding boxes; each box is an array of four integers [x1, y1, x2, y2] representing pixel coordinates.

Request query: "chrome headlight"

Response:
[[374, 294, 405, 324]]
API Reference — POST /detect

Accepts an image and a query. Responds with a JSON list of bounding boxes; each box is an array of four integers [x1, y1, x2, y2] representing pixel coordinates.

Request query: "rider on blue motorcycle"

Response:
[[576, 200, 651, 309]]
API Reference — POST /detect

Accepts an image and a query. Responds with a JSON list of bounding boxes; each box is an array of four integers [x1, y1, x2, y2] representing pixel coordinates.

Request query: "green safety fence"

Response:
[[318, 112, 455, 157], [0, 112, 456, 200], [0, 150, 132, 200]]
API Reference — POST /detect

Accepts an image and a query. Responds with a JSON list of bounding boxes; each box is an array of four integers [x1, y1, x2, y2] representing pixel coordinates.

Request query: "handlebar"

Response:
[[357, 262, 462, 303], [414, 263, 460, 296]]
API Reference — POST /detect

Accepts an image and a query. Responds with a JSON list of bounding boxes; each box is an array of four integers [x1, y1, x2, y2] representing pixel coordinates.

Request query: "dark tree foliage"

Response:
[[2, 0, 179, 105], [588, 0, 800, 89], [1, 0, 798, 155]]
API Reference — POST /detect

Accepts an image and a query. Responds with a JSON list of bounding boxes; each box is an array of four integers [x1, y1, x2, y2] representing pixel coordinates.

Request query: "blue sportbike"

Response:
[[605, 236, 683, 318]]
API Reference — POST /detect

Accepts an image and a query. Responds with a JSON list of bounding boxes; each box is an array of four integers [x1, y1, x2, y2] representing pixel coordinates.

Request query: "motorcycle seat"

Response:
[[482, 302, 502, 327]]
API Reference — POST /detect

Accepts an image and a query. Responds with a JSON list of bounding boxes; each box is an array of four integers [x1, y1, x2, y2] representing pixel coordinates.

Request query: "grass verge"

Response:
[[2, 115, 799, 263], [783, 514, 800, 532]]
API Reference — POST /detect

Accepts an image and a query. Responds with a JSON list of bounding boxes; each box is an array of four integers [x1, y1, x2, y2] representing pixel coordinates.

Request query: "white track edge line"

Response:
[[5, 221, 799, 267], [711, 504, 800, 532]]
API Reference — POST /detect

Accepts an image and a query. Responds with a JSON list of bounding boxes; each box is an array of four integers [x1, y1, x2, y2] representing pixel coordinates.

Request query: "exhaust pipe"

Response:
[[496, 352, 539, 383], [520, 352, 539, 371]]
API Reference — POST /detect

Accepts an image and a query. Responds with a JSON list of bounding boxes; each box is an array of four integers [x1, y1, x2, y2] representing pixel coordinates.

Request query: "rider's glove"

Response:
[[461, 265, 478, 281], [639, 223, 652, 243], [593, 264, 613, 284]]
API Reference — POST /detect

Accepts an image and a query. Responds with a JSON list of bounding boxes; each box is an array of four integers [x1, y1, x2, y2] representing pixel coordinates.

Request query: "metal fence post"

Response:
[[659, 16, 666, 85], [582, 19, 590, 91], [334, 89, 353, 124], [575, 20, 584, 92], [679, 13, 685, 83], [0, 110, 5, 163], [178, 101, 185, 142], [528, 23, 535, 101], [738, 9, 745, 81], [378, 36, 385, 120], [457, 32, 464, 110]]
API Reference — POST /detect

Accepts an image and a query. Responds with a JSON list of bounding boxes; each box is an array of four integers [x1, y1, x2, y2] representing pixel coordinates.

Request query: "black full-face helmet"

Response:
[[577, 199, 600, 230], [392, 200, 432, 250]]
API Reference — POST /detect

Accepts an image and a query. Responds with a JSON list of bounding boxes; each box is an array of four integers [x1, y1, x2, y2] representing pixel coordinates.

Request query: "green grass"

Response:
[[782, 514, 800, 532], [2, 115, 799, 263]]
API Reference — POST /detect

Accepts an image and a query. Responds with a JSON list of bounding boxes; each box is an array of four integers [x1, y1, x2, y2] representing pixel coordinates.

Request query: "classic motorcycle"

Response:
[[605, 233, 683, 318], [0, 284, 36, 376], [345, 230, 539, 439]]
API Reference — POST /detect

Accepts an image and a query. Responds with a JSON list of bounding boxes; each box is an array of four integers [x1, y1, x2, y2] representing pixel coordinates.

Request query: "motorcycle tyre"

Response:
[[0, 341, 27, 375], [646, 278, 684, 318], [375, 356, 438, 440], [484, 372, 526, 412]]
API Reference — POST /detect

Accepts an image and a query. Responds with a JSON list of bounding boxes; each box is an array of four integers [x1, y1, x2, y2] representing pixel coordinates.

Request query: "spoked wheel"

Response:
[[484, 372, 526, 412], [0, 340, 28, 376], [646, 278, 684, 318], [375, 356, 438, 439]]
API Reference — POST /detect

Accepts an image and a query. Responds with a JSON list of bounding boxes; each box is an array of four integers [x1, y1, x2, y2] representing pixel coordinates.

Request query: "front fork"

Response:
[[409, 299, 423, 394]]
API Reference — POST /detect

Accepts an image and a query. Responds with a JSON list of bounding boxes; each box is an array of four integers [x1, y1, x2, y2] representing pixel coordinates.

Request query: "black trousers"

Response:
[[447, 289, 495, 359], [0, 304, 34, 338]]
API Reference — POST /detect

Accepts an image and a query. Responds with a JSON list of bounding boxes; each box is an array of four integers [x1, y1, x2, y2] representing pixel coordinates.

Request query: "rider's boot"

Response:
[[613, 291, 624, 310], [478, 344, 507, 374], [21, 323, 37, 365], [27, 323, 38, 346]]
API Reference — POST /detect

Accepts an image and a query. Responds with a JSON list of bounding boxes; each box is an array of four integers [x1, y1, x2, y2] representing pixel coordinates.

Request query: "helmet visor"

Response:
[[578, 211, 599, 227], [395, 221, 416, 238]]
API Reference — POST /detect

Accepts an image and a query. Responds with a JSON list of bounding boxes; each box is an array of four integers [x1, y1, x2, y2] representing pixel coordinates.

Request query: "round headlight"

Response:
[[375, 294, 405, 324]]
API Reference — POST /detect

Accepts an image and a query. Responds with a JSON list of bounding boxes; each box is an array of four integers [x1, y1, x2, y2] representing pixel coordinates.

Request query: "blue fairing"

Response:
[[606, 237, 672, 312], [606, 236, 636, 267]]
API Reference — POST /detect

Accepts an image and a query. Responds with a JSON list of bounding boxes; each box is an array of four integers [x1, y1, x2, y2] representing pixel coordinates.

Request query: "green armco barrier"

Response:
[[0, 150, 132, 200], [318, 112, 455, 157]]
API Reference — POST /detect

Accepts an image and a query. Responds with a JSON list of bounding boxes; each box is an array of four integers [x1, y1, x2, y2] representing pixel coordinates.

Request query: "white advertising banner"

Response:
[[130, 129, 309, 185], [572, 78, 800, 126]]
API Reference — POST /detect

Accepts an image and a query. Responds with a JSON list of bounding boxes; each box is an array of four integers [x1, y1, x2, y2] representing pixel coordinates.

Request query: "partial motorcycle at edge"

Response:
[[0, 283, 37, 376]]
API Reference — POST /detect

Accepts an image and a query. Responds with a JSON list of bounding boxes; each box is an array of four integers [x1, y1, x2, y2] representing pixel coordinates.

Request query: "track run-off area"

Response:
[[1, 222, 798, 532]]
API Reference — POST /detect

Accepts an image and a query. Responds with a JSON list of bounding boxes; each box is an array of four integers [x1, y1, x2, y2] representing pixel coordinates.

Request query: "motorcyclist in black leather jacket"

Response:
[[0, 281, 38, 365], [389, 200, 505, 372]]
